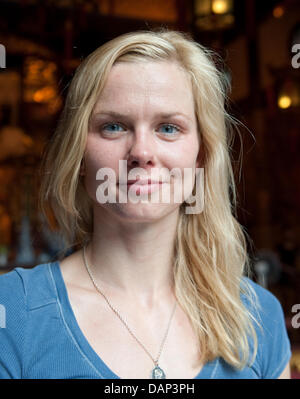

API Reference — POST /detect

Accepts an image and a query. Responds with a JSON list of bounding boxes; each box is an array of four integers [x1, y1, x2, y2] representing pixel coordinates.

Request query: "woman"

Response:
[[0, 29, 291, 379]]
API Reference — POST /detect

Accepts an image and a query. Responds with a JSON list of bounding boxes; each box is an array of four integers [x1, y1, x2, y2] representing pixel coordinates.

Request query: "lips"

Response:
[[117, 178, 165, 195], [126, 179, 162, 186], [117, 178, 164, 186]]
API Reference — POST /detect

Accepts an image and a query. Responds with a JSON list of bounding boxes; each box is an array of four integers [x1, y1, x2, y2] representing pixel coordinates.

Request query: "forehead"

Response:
[[93, 61, 194, 112]]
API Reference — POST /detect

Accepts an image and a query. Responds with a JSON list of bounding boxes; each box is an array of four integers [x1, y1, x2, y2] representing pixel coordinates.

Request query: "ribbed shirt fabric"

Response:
[[0, 261, 292, 379]]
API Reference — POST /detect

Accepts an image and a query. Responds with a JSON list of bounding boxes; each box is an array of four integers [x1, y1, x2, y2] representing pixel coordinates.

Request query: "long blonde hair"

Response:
[[39, 29, 261, 370]]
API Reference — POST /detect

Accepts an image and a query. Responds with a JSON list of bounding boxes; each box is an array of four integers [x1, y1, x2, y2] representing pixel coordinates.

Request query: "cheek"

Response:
[[171, 138, 199, 168], [84, 137, 120, 173], [83, 138, 119, 200], [170, 138, 200, 199]]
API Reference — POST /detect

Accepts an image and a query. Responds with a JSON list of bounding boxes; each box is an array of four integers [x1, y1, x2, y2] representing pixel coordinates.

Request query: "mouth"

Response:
[[118, 179, 165, 195], [126, 179, 163, 186]]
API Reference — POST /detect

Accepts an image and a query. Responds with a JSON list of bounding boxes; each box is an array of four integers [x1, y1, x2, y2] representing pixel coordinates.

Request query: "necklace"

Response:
[[82, 245, 177, 379]]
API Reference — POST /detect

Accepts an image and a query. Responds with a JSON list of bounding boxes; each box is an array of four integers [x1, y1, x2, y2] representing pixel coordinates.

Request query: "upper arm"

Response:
[[0, 270, 27, 378], [243, 278, 292, 379], [259, 295, 292, 378]]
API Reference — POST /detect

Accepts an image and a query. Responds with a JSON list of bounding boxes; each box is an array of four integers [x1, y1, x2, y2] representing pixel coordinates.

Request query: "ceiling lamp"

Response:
[[278, 95, 292, 109], [277, 79, 300, 109], [194, 0, 234, 31]]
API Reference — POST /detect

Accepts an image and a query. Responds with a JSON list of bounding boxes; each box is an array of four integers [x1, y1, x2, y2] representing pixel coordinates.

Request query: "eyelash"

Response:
[[101, 122, 181, 136]]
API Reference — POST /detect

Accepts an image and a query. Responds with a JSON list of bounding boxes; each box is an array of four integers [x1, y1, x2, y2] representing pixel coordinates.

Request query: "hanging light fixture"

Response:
[[194, 0, 234, 31], [212, 0, 232, 14], [277, 78, 300, 109], [278, 95, 292, 109]]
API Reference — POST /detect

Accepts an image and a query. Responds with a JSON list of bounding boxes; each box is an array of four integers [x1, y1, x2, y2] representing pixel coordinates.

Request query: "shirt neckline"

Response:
[[49, 260, 219, 379]]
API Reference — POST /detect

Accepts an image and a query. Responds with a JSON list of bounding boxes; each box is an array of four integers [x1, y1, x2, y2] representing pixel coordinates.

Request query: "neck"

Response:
[[85, 206, 179, 305]]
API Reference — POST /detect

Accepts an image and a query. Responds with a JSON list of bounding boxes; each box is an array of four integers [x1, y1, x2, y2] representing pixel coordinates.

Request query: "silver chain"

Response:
[[82, 245, 177, 367]]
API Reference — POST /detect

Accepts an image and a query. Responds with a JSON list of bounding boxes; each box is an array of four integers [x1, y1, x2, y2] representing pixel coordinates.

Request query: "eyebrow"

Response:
[[92, 111, 192, 122]]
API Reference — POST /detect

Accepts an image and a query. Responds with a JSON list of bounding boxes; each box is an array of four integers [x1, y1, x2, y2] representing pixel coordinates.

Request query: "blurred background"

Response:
[[0, 0, 299, 378]]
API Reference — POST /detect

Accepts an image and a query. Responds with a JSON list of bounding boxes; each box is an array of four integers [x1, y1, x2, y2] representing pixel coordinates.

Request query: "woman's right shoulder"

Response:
[[0, 262, 57, 311], [0, 268, 26, 302], [0, 263, 58, 378]]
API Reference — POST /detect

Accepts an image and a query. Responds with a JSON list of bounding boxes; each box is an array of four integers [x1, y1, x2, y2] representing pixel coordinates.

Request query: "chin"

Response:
[[105, 202, 180, 223]]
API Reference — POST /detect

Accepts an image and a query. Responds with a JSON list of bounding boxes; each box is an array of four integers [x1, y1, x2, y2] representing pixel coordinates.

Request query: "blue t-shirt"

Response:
[[0, 262, 292, 379]]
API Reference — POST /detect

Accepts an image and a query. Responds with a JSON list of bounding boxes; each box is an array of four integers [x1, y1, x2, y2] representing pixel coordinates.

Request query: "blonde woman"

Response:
[[0, 30, 291, 379]]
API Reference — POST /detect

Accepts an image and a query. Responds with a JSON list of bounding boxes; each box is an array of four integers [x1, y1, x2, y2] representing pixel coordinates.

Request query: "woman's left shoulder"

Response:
[[240, 276, 282, 310]]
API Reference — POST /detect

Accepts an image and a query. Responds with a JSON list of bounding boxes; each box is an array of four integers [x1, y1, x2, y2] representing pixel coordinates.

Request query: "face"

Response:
[[84, 60, 200, 222]]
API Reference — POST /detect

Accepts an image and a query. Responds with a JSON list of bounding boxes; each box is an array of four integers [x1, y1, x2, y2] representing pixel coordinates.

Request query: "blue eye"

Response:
[[158, 124, 180, 135], [103, 123, 125, 132], [100, 122, 180, 136]]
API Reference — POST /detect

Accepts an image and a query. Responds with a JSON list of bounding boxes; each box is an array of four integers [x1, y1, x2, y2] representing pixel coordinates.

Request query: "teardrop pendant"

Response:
[[151, 365, 166, 379]]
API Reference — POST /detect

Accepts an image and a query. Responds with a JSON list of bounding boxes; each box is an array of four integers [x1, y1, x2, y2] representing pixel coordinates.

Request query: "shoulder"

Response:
[[240, 276, 288, 338], [240, 276, 292, 379], [0, 268, 26, 309], [0, 263, 59, 378], [0, 262, 58, 313], [240, 276, 283, 314]]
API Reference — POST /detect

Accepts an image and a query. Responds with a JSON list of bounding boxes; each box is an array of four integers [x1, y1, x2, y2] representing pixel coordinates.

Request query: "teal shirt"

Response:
[[0, 262, 292, 379]]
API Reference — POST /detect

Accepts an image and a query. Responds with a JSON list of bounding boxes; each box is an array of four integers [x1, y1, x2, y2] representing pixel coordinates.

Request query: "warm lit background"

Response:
[[0, 0, 299, 378]]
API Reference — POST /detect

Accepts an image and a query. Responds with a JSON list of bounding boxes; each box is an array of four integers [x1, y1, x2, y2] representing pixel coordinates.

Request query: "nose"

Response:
[[127, 130, 156, 171]]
